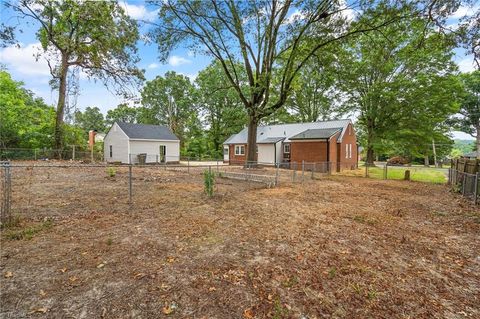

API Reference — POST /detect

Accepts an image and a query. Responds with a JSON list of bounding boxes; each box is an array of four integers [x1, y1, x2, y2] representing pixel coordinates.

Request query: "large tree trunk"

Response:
[[366, 146, 375, 166], [365, 118, 375, 166], [246, 115, 258, 167], [54, 56, 69, 157], [476, 124, 480, 159], [424, 155, 429, 167]]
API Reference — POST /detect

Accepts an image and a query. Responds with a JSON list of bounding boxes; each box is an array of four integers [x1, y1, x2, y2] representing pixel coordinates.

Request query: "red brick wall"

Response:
[[338, 123, 358, 170], [290, 141, 328, 164], [329, 132, 339, 166], [229, 144, 246, 164]]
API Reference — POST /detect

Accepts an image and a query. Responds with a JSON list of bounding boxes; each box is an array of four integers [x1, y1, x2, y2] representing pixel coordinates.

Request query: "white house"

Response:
[[104, 122, 180, 164]]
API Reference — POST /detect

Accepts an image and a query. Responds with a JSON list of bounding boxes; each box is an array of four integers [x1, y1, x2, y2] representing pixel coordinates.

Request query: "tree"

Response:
[[284, 53, 338, 122], [195, 61, 247, 157], [7, 0, 143, 152], [451, 71, 480, 157], [336, 4, 460, 165], [0, 69, 84, 149], [74, 107, 106, 136], [151, 0, 407, 163], [140, 71, 195, 141], [106, 103, 139, 126]]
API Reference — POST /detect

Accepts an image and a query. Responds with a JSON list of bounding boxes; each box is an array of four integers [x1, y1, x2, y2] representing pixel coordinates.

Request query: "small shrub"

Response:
[[106, 167, 116, 178], [203, 169, 215, 197], [106, 238, 113, 245], [387, 156, 410, 166], [4, 219, 53, 240]]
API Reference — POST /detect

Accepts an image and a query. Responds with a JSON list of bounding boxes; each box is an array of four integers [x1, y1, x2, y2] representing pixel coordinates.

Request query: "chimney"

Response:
[[89, 130, 97, 149]]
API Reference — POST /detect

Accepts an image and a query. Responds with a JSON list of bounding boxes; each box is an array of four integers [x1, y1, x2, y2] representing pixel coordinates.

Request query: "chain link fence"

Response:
[[0, 160, 347, 223], [1, 147, 103, 162]]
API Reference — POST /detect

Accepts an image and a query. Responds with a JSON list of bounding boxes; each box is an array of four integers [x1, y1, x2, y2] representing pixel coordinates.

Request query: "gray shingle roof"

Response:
[[116, 122, 179, 141], [289, 128, 341, 140], [257, 137, 286, 144], [224, 119, 351, 144]]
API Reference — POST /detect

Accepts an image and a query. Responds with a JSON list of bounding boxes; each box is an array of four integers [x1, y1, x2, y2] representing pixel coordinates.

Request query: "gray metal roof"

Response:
[[116, 122, 179, 141], [223, 119, 351, 144], [257, 137, 286, 144], [289, 128, 341, 140]]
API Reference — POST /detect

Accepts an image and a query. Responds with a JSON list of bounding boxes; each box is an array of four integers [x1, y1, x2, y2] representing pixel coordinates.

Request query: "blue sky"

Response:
[[0, 0, 478, 139]]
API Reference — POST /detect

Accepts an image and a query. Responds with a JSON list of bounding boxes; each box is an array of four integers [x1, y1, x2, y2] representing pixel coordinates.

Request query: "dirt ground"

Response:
[[1, 164, 479, 318]]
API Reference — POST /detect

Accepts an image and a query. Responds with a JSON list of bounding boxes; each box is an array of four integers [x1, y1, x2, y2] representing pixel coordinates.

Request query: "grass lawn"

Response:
[[342, 165, 447, 183]]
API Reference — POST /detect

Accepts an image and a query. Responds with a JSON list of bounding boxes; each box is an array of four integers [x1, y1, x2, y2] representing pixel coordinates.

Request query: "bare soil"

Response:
[[1, 164, 479, 318]]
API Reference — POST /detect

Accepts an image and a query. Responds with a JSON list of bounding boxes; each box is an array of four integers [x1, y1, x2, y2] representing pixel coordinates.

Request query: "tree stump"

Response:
[[404, 170, 410, 181]]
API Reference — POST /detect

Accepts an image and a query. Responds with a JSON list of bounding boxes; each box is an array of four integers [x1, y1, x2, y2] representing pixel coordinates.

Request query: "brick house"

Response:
[[223, 119, 358, 172]]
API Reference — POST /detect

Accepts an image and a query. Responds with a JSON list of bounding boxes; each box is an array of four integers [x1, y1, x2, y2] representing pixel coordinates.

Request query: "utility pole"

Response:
[[432, 139, 438, 168]]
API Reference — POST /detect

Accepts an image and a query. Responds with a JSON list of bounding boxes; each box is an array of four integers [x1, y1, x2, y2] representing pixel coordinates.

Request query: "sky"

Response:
[[0, 0, 478, 140]]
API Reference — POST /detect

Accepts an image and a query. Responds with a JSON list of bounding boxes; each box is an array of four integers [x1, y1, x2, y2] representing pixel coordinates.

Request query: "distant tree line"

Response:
[[1, 0, 479, 162]]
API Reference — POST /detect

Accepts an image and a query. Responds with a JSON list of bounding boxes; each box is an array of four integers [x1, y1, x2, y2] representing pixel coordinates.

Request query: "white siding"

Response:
[[103, 123, 130, 163], [257, 144, 275, 164], [129, 140, 180, 163], [275, 141, 282, 164]]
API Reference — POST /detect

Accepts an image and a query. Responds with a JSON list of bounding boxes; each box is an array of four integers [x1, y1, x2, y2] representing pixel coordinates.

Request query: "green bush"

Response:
[[106, 167, 116, 178], [203, 169, 215, 197]]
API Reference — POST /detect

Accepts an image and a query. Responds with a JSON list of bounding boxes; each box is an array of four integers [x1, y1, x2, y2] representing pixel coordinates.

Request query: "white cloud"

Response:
[[168, 55, 191, 66], [0, 42, 51, 76], [457, 57, 477, 73], [284, 10, 306, 24], [147, 63, 160, 69], [119, 2, 159, 22], [450, 5, 479, 19]]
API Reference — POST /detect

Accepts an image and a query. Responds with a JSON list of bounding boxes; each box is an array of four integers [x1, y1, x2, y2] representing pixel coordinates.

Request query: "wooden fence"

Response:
[[451, 158, 480, 174]]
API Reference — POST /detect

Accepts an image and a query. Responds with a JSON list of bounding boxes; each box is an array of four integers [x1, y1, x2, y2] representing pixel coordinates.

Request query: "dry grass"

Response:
[[1, 164, 479, 318]]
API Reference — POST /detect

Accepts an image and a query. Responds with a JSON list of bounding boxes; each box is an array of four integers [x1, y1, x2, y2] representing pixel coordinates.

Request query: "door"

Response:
[[159, 145, 166, 163], [223, 146, 229, 162]]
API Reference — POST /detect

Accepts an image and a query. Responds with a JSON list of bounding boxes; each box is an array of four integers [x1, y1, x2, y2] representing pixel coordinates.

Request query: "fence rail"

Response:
[[448, 168, 479, 205], [0, 160, 353, 223]]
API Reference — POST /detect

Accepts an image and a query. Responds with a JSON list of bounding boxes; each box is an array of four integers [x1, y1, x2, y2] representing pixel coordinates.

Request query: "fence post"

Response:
[[128, 165, 132, 204], [475, 172, 479, 205], [187, 158, 190, 174], [275, 162, 279, 186], [1, 162, 12, 224], [384, 164, 388, 180], [301, 160, 305, 182], [34, 149, 37, 161], [72, 145, 75, 161], [292, 162, 297, 182], [462, 173, 466, 196], [217, 159, 219, 173]]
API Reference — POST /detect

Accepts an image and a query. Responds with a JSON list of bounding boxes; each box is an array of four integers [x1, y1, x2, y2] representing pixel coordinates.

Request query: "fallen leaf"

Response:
[[39, 290, 46, 297], [166, 256, 175, 263], [69, 276, 78, 282], [243, 308, 254, 319], [208, 286, 216, 292], [97, 263, 105, 269], [162, 302, 177, 315], [60, 268, 67, 273], [29, 307, 48, 314], [4, 271, 13, 278], [267, 294, 273, 301], [134, 273, 146, 279]]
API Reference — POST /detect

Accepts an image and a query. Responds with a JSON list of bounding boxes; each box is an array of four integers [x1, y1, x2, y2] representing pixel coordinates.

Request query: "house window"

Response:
[[283, 143, 290, 154], [235, 145, 245, 155], [109, 145, 113, 157], [345, 144, 348, 159], [223, 147, 229, 155], [348, 125, 351, 135], [349, 144, 352, 159]]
